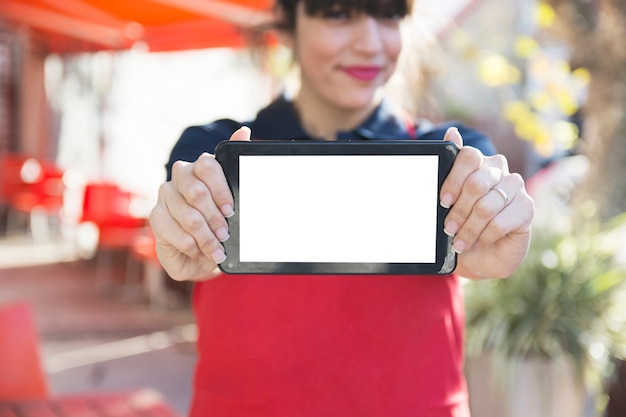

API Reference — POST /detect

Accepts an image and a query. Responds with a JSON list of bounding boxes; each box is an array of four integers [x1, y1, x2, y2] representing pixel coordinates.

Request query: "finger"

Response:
[[164, 194, 227, 264], [440, 145, 485, 209], [230, 126, 251, 142], [443, 126, 463, 148], [475, 175, 533, 246], [150, 197, 203, 260], [491, 186, 510, 207], [156, 180, 227, 264], [186, 154, 235, 218], [171, 160, 231, 261], [444, 154, 507, 234], [150, 201, 221, 281], [452, 194, 533, 278], [450, 173, 525, 254]]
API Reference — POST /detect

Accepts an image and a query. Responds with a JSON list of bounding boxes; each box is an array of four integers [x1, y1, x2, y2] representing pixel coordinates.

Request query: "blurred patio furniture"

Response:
[[78, 182, 148, 294], [0, 154, 69, 241], [0, 301, 181, 416], [0, 301, 49, 401], [0, 388, 181, 417], [129, 226, 169, 310]]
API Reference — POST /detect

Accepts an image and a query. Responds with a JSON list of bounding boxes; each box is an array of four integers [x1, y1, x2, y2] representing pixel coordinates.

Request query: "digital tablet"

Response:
[[214, 140, 458, 275]]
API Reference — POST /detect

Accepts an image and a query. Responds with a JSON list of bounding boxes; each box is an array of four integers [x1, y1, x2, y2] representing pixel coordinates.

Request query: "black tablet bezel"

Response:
[[214, 140, 458, 275]]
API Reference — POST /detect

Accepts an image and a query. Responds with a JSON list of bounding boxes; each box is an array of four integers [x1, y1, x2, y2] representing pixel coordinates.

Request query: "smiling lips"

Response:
[[342, 66, 383, 81]]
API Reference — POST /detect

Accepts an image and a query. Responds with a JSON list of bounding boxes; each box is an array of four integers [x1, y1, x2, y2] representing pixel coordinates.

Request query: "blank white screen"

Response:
[[239, 155, 439, 263]]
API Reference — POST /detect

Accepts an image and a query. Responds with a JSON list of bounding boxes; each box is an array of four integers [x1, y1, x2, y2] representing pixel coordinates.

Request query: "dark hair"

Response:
[[275, 0, 413, 31]]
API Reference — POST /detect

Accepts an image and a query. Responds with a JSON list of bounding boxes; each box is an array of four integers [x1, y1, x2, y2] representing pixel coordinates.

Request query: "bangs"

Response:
[[275, 0, 413, 31], [303, 0, 412, 18]]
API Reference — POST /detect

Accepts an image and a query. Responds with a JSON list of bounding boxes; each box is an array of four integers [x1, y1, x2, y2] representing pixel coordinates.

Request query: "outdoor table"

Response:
[[0, 389, 181, 417]]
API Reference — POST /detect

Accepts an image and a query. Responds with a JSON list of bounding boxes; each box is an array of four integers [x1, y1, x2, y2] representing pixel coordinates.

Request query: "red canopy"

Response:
[[0, 0, 274, 53]]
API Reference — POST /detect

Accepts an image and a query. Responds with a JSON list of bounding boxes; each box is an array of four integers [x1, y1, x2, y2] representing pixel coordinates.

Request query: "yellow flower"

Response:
[[555, 91, 579, 116], [536, 3, 556, 28], [552, 121, 580, 149], [515, 36, 540, 59], [503, 101, 531, 122], [479, 54, 520, 86]]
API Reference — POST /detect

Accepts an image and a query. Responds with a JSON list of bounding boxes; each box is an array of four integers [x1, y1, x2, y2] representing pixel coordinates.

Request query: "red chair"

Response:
[[0, 154, 67, 238], [0, 302, 181, 415], [0, 154, 32, 202], [80, 182, 147, 247], [79, 182, 147, 292], [0, 301, 49, 400]]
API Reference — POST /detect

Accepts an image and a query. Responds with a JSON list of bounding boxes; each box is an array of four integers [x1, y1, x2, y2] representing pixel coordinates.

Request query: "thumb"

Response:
[[230, 126, 251, 142], [443, 126, 463, 148]]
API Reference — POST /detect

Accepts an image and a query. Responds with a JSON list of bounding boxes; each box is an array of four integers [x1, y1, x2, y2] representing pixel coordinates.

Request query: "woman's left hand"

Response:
[[441, 127, 535, 279]]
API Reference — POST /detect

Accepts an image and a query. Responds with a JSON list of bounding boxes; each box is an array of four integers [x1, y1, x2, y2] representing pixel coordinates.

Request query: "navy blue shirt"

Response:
[[165, 96, 496, 179]]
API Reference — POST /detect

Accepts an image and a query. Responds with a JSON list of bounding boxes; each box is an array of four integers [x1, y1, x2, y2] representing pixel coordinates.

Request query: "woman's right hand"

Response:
[[149, 126, 251, 281]]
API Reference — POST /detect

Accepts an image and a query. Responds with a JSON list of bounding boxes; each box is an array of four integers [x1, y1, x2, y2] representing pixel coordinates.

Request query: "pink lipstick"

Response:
[[342, 66, 382, 81]]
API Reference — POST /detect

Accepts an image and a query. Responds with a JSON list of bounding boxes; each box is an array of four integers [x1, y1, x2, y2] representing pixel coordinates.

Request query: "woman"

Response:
[[150, 0, 535, 415]]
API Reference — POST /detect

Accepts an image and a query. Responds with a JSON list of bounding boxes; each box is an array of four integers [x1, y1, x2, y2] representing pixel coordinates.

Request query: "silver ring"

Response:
[[492, 186, 509, 206]]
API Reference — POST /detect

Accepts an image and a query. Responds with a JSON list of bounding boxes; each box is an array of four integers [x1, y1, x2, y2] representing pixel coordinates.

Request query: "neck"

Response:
[[293, 89, 382, 141]]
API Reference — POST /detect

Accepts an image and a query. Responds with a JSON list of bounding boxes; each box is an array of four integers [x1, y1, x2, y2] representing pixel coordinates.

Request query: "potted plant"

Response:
[[463, 207, 626, 417]]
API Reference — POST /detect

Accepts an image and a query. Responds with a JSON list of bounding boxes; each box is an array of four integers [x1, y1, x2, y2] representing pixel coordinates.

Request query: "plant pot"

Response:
[[466, 353, 588, 417]]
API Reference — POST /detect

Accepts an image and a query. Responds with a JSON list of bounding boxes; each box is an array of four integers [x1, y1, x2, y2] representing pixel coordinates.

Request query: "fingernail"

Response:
[[216, 227, 229, 242], [211, 248, 227, 264], [441, 193, 454, 208], [445, 220, 459, 236], [221, 204, 234, 218], [452, 239, 466, 254], [444, 126, 459, 140]]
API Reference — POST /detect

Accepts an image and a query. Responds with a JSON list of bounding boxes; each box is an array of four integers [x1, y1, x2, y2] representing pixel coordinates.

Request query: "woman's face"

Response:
[[288, 3, 404, 113]]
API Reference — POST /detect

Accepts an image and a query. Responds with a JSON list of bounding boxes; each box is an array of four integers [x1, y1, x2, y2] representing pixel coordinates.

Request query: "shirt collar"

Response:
[[250, 95, 413, 141]]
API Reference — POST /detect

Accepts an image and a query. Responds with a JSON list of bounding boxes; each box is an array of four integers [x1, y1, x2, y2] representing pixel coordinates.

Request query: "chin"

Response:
[[341, 94, 380, 110], [336, 90, 382, 111]]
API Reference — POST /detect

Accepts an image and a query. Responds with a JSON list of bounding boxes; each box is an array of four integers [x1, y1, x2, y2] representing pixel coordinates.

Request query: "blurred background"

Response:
[[0, 0, 625, 416]]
